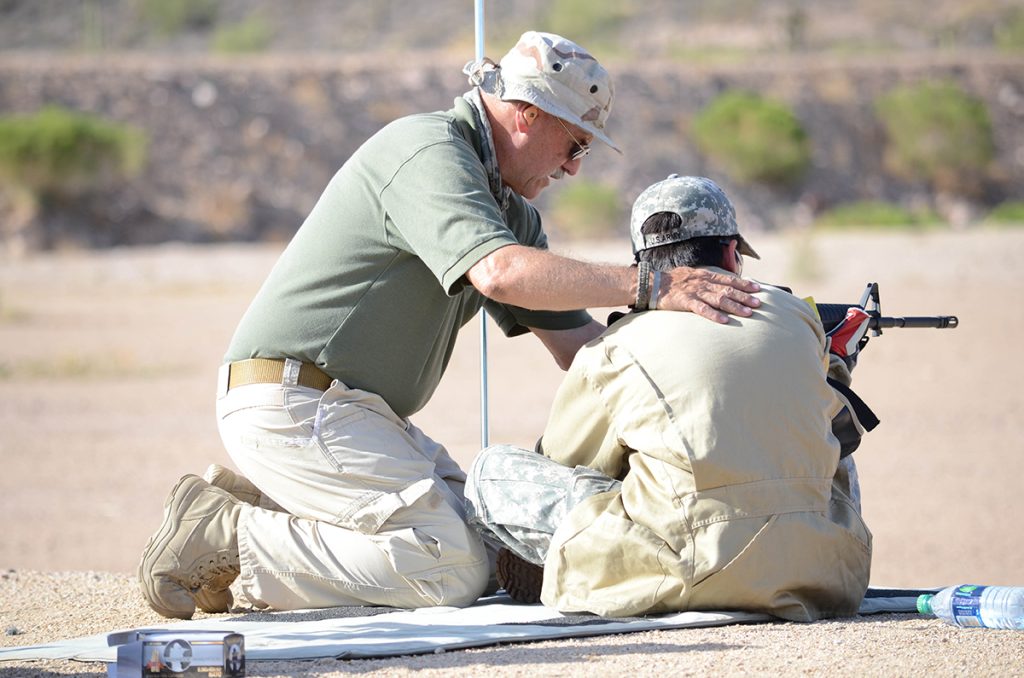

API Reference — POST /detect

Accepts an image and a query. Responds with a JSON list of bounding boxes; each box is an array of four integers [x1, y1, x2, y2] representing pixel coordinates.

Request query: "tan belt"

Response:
[[227, 358, 334, 392]]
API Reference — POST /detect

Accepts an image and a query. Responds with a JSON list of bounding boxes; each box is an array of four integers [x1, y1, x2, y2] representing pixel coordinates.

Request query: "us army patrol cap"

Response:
[[630, 175, 760, 259], [465, 31, 620, 153]]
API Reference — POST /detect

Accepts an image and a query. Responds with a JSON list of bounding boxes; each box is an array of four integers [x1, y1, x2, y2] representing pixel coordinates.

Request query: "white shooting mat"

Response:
[[0, 588, 930, 664]]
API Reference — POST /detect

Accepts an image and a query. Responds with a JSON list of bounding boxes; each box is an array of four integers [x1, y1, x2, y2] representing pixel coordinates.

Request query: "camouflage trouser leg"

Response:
[[464, 445, 621, 566]]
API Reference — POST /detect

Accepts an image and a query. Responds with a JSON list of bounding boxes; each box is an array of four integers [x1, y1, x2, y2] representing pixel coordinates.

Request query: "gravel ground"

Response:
[[2, 570, 1023, 677]]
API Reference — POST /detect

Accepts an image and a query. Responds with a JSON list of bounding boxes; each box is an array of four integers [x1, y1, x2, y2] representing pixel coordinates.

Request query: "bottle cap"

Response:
[[916, 594, 935, 615]]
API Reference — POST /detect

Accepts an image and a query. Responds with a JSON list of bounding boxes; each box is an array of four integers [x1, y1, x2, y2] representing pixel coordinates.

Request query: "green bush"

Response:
[[814, 201, 939, 230], [875, 81, 994, 193], [212, 16, 273, 54], [0, 106, 147, 198], [691, 91, 811, 185], [996, 9, 1024, 51], [986, 201, 1024, 225], [549, 180, 624, 239], [140, 0, 217, 36], [541, 0, 633, 53], [487, 1, 633, 60]]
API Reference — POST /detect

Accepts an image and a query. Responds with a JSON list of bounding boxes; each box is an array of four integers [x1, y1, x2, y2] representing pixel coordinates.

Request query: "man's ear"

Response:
[[724, 239, 742, 274], [514, 105, 539, 134]]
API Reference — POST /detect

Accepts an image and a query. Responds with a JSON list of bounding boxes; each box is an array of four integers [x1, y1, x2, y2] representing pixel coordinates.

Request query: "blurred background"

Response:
[[0, 0, 1022, 254], [0, 1, 1023, 588]]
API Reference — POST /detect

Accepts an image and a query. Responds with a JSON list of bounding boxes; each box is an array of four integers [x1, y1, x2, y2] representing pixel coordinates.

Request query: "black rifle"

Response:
[[817, 282, 959, 336], [816, 282, 957, 456]]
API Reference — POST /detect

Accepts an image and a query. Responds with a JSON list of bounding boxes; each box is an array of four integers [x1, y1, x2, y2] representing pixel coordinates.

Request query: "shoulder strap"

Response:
[[827, 377, 880, 459], [827, 378, 880, 432]]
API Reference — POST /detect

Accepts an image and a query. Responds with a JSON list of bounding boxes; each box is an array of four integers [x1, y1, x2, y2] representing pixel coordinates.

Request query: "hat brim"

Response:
[[487, 79, 622, 154], [737, 235, 760, 260]]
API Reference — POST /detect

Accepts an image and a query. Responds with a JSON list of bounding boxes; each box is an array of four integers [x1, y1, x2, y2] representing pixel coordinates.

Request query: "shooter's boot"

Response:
[[138, 475, 242, 619], [203, 463, 263, 506], [496, 548, 544, 604]]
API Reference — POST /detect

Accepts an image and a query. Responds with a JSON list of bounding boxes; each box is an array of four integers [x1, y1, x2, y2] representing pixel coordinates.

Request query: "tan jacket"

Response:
[[539, 275, 871, 621]]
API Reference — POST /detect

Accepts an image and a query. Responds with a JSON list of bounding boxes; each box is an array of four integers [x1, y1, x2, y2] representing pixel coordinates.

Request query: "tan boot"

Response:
[[138, 475, 242, 620], [203, 463, 263, 506]]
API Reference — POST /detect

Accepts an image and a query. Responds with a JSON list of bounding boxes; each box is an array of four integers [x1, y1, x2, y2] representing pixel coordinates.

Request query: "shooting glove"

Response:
[[826, 307, 872, 371]]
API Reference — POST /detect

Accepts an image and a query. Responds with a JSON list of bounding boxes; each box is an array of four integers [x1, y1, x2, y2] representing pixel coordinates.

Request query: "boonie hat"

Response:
[[465, 31, 620, 153], [630, 175, 760, 259]]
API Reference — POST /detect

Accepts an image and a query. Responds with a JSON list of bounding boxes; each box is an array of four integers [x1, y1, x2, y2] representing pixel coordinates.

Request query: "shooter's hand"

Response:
[[827, 307, 872, 370]]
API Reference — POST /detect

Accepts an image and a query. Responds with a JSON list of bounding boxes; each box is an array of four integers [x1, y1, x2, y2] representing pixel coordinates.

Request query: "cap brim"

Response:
[[737, 235, 760, 260]]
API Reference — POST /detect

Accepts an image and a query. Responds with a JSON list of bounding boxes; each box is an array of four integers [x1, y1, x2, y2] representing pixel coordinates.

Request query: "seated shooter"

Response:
[[464, 175, 873, 621]]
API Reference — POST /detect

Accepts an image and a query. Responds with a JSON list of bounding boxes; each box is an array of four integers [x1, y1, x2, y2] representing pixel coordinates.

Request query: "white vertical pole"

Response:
[[474, 0, 490, 450]]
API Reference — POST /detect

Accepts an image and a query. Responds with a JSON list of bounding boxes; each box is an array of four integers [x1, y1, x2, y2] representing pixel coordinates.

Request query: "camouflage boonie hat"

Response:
[[630, 175, 760, 259], [465, 31, 620, 153]]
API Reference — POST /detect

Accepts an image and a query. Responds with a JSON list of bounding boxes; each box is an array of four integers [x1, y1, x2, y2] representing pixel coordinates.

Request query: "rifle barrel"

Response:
[[873, 315, 959, 329]]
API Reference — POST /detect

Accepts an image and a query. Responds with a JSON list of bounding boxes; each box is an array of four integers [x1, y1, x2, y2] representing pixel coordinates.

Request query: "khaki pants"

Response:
[[216, 361, 489, 610]]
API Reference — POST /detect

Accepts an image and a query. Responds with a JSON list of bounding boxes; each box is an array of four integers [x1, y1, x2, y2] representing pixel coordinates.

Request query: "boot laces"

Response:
[[189, 552, 240, 592]]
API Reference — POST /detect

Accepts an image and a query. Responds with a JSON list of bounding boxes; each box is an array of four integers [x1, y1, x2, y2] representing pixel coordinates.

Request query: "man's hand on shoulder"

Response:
[[657, 267, 761, 324]]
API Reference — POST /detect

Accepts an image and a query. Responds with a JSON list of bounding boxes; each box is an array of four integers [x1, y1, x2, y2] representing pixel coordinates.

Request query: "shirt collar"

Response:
[[461, 87, 511, 211]]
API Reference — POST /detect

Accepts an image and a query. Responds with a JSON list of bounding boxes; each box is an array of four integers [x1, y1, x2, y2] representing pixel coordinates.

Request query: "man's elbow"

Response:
[[467, 266, 503, 300], [467, 249, 518, 302]]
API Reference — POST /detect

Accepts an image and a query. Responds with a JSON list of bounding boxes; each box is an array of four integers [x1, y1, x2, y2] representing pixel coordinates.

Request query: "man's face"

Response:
[[502, 109, 593, 200]]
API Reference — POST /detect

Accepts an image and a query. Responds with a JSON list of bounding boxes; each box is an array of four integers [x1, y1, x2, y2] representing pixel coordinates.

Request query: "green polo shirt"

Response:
[[225, 96, 591, 417]]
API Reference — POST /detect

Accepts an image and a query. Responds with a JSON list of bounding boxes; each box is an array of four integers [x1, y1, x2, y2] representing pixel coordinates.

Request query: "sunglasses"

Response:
[[554, 116, 591, 161]]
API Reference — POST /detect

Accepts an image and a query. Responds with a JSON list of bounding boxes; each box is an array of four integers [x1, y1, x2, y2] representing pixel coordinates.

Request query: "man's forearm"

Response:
[[532, 320, 606, 370], [467, 243, 762, 322], [468, 244, 634, 310]]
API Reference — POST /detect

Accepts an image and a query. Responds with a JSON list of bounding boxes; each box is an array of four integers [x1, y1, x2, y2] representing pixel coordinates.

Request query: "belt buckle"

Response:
[[282, 358, 302, 387]]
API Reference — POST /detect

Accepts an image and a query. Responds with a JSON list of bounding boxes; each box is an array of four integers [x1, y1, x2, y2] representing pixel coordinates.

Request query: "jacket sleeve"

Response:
[[538, 340, 630, 479]]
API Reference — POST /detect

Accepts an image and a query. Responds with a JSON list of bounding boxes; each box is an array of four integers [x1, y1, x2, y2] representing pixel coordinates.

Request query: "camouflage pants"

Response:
[[464, 445, 861, 568], [463, 445, 621, 566]]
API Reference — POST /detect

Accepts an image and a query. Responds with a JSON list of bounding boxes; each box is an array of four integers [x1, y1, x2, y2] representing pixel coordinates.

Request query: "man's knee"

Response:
[[433, 555, 490, 607], [392, 525, 490, 608], [466, 445, 540, 511], [470, 444, 530, 477]]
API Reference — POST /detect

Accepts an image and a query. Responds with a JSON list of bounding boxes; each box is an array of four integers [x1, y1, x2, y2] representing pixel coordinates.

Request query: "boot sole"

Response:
[[496, 548, 544, 604], [137, 474, 205, 619]]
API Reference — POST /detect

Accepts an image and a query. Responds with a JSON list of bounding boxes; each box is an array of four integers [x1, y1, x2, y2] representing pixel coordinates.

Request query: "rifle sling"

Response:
[[827, 378, 880, 432]]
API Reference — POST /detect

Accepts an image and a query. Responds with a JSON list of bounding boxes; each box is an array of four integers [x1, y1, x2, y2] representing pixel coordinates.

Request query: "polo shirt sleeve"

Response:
[[380, 139, 518, 295], [484, 298, 593, 337], [382, 137, 592, 335], [482, 195, 593, 334]]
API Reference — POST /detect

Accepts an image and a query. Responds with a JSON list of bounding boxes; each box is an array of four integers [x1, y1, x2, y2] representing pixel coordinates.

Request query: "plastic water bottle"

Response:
[[917, 585, 1024, 629]]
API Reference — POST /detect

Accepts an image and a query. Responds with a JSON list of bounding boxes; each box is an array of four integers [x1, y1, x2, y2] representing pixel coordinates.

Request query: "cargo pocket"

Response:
[[313, 396, 433, 481], [336, 477, 437, 535], [382, 501, 489, 608]]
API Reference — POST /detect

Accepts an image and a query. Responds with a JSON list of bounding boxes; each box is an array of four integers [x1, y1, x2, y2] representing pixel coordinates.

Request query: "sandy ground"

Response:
[[1, 229, 1023, 675]]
